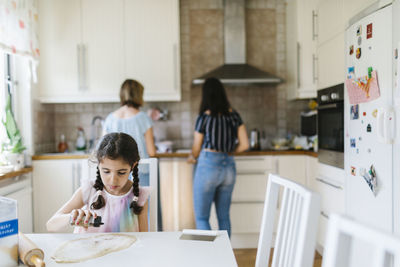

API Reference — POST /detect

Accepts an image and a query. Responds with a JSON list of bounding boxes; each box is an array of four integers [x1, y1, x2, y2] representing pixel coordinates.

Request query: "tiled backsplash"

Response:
[[33, 0, 309, 154]]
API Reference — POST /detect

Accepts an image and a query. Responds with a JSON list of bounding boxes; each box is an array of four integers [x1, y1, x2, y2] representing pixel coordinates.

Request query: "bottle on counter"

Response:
[[76, 127, 87, 151], [57, 134, 68, 153]]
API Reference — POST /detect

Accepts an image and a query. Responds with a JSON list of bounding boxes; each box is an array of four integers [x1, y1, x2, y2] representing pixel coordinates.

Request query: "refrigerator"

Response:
[[345, 0, 400, 237]]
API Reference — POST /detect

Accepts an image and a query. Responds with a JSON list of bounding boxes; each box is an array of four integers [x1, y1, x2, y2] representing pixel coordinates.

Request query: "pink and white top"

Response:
[[74, 179, 151, 233]]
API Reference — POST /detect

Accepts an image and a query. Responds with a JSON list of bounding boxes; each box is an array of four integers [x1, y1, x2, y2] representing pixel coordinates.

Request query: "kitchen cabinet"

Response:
[[343, 0, 379, 24], [125, 0, 181, 102], [316, 0, 345, 45], [310, 162, 345, 253], [38, 0, 180, 103], [32, 159, 92, 233], [159, 158, 195, 231], [276, 155, 307, 185], [286, 0, 318, 99], [209, 156, 275, 248], [317, 32, 345, 89]]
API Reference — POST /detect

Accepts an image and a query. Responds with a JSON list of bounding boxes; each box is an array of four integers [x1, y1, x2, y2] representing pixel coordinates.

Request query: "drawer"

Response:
[[235, 156, 274, 173], [317, 211, 329, 249], [232, 173, 269, 202], [314, 176, 345, 215], [209, 203, 265, 234], [231, 203, 265, 234]]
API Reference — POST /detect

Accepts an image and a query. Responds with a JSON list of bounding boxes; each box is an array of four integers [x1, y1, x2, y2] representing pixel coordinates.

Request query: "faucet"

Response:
[[88, 116, 104, 152]]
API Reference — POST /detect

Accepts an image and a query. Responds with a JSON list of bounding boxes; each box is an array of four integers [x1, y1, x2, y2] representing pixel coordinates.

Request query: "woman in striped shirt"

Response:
[[188, 77, 249, 237]]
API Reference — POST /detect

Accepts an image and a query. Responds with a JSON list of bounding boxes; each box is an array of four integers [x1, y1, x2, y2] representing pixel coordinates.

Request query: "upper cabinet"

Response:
[[125, 0, 181, 102], [315, 0, 378, 90], [38, 0, 181, 103], [286, 0, 318, 100]]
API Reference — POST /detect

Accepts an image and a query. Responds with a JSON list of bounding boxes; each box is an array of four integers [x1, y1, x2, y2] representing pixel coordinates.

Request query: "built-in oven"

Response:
[[317, 83, 344, 169]]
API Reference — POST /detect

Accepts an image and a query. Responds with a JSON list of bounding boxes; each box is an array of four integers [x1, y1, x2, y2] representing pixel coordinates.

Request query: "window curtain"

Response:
[[0, 0, 39, 61]]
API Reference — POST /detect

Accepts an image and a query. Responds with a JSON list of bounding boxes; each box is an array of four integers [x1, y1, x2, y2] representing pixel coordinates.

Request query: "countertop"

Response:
[[0, 167, 33, 182], [32, 150, 317, 160]]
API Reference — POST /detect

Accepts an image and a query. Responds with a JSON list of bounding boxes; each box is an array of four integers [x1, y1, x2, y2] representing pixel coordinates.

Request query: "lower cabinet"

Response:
[[159, 154, 317, 248], [308, 162, 345, 253], [32, 159, 93, 233]]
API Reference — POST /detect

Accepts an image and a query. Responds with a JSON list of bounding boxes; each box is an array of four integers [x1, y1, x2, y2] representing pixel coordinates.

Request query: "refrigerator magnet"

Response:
[[347, 66, 355, 79], [350, 138, 356, 147], [395, 48, 398, 59], [363, 111, 367, 116], [349, 45, 354, 55], [350, 104, 359, 120], [357, 36, 362, 45], [366, 23, 372, 39], [357, 25, 362, 36], [372, 109, 378, 117], [356, 47, 362, 59], [367, 124, 372, 132], [351, 166, 356, 176]]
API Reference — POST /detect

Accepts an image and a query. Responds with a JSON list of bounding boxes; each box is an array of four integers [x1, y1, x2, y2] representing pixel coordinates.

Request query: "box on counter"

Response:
[[0, 196, 18, 267]]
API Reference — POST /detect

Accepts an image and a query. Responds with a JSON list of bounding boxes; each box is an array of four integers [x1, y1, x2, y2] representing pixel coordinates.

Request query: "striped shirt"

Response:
[[195, 110, 243, 153]]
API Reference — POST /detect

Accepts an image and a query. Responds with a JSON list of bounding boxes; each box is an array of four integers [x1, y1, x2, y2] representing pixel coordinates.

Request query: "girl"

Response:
[[46, 132, 149, 233], [103, 79, 156, 187], [188, 77, 249, 237]]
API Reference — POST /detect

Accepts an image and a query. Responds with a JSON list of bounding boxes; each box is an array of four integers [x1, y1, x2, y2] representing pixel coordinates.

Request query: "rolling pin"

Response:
[[18, 232, 45, 267]]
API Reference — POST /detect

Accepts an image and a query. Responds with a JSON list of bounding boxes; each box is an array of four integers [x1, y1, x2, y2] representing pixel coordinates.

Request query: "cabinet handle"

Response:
[[173, 43, 178, 90], [321, 211, 329, 219], [297, 42, 300, 88], [312, 10, 318, 40], [313, 54, 318, 83], [81, 44, 87, 91], [316, 177, 343, 190], [77, 44, 82, 90], [77, 162, 81, 188], [72, 163, 76, 193]]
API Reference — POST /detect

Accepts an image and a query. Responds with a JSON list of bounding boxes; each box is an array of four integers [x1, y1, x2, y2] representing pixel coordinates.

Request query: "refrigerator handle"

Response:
[[377, 108, 385, 143], [387, 108, 395, 144]]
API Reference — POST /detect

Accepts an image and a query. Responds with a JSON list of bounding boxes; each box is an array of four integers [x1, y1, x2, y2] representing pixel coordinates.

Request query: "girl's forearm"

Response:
[[46, 213, 71, 232]]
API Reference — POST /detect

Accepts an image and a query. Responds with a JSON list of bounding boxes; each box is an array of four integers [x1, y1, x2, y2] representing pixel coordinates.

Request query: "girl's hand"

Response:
[[70, 209, 97, 228]]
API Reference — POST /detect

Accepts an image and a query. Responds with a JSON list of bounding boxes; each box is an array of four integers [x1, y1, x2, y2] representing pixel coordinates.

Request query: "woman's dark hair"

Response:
[[90, 132, 143, 215], [199, 77, 231, 116]]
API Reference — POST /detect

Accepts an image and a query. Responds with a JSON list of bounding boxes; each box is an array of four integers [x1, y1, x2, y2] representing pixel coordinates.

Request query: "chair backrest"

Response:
[[322, 214, 400, 267], [255, 173, 321, 267], [139, 158, 158, 232]]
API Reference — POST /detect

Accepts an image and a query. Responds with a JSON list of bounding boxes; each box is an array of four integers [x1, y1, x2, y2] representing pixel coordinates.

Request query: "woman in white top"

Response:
[[103, 79, 156, 186]]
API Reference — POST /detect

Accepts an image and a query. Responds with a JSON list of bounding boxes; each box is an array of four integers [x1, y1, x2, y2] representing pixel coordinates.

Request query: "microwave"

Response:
[[300, 110, 317, 136]]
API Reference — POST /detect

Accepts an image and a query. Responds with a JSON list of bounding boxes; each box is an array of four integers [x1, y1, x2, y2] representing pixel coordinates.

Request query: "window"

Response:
[[0, 52, 16, 151]]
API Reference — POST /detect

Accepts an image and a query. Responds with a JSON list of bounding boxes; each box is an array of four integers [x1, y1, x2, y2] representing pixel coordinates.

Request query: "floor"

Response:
[[233, 249, 323, 267]]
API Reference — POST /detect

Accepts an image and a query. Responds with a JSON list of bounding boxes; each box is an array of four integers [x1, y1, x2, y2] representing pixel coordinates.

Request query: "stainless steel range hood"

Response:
[[192, 0, 283, 85]]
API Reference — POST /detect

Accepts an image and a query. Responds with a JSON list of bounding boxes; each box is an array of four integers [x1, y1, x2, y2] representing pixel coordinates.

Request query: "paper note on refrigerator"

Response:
[[346, 70, 380, 104]]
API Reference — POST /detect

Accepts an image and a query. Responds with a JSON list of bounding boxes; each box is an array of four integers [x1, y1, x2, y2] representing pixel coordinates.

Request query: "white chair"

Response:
[[139, 158, 158, 232], [255, 173, 321, 267], [322, 214, 400, 267]]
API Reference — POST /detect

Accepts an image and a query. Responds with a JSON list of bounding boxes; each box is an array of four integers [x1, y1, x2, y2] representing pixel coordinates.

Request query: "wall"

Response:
[[33, 0, 309, 154]]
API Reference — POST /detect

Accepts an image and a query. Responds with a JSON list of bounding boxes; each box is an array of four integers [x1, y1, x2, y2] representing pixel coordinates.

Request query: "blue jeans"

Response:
[[193, 151, 236, 237]]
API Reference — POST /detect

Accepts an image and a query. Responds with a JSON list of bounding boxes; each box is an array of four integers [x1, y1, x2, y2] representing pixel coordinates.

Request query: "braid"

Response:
[[90, 167, 106, 209], [130, 164, 143, 215]]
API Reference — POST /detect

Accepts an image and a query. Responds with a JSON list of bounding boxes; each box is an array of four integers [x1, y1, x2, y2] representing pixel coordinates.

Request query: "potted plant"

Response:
[[1, 93, 26, 170]]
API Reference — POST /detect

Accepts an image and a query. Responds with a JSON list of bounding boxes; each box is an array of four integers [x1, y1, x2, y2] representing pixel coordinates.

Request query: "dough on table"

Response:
[[52, 233, 137, 263]]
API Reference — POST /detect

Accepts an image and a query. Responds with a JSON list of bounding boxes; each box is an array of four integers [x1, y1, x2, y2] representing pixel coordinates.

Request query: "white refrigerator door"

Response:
[[345, 4, 393, 232], [392, 0, 400, 235]]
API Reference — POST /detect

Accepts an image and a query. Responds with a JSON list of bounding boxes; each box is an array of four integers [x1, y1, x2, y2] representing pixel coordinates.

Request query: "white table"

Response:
[[24, 231, 238, 267]]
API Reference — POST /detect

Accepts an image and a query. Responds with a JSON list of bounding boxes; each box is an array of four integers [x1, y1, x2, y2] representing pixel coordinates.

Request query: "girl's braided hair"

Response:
[[90, 132, 142, 214]]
